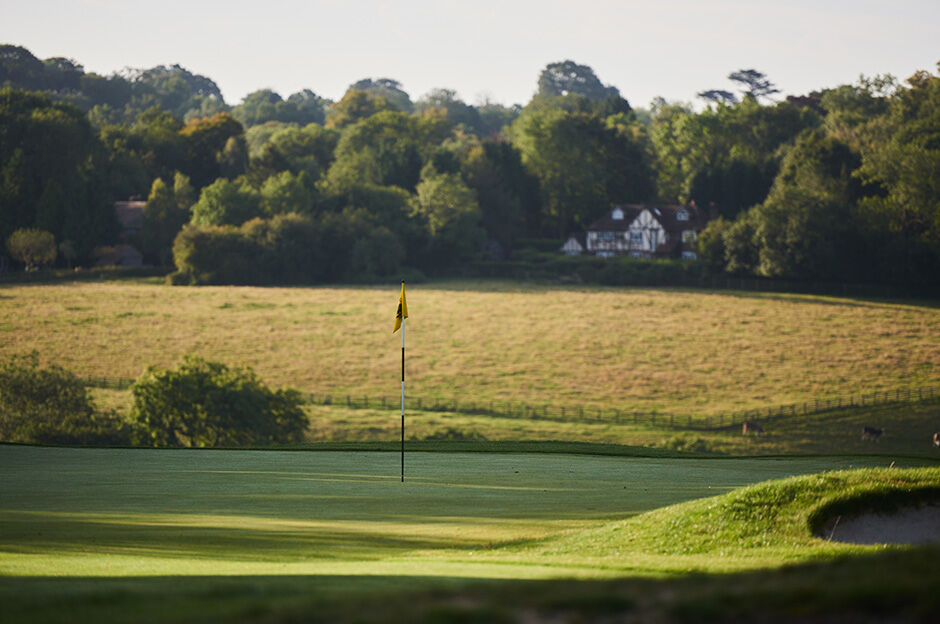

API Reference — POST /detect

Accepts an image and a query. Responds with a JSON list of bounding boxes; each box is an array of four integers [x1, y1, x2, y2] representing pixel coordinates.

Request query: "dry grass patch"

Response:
[[1, 280, 938, 417]]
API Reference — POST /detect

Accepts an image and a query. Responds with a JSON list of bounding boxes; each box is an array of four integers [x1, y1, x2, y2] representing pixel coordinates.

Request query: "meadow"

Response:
[[1, 445, 938, 622], [1, 279, 938, 421]]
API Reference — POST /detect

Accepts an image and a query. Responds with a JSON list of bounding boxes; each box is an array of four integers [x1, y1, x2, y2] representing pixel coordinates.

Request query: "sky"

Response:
[[3, 0, 939, 109]]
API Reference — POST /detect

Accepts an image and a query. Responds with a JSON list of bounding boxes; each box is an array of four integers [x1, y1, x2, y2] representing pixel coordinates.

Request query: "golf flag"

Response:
[[393, 282, 408, 333]]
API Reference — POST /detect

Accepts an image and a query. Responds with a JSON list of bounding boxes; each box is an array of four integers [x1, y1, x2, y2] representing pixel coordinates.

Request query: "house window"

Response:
[[682, 230, 696, 243], [682, 251, 697, 260], [629, 231, 643, 243], [611, 208, 624, 220], [597, 231, 615, 241], [677, 208, 689, 221]]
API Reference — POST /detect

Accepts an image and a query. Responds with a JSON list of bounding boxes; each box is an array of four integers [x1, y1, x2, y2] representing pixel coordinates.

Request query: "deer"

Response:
[[742, 421, 764, 436], [861, 426, 883, 442]]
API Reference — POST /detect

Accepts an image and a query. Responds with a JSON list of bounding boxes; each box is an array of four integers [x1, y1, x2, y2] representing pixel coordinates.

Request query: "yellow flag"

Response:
[[393, 281, 408, 333]]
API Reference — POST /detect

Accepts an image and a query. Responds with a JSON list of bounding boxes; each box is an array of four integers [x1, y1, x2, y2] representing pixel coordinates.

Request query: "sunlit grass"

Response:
[[2, 280, 938, 417], [1, 446, 937, 623]]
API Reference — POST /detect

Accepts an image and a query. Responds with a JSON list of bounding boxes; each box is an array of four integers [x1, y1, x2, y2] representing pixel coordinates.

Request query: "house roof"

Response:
[[586, 203, 708, 234], [561, 232, 587, 249]]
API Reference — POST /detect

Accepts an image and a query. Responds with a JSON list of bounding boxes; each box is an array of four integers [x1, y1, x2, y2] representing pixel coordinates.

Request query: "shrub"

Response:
[[131, 355, 308, 447], [6, 228, 56, 270], [0, 352, 134, 445]]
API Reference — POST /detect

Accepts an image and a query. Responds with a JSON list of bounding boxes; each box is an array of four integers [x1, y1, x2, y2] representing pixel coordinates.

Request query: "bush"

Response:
[[6, 228, 56, 270], [131, 355, 308, 447], [0, 353, 134, 445]]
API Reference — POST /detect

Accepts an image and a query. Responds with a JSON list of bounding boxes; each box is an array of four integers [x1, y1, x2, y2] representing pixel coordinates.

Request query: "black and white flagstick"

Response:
[[400, 291, 405, 483]]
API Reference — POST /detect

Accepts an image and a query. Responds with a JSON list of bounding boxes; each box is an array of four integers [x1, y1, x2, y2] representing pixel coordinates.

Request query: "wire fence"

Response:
[[84, 376, 938, 431], [301, 386, 940, 430]]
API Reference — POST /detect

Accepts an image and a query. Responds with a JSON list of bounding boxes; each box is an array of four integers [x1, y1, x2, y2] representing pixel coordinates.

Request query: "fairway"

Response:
[[1, 280, 938, 417], [2, 446, 938, 623], [0, 445, 918, 579]]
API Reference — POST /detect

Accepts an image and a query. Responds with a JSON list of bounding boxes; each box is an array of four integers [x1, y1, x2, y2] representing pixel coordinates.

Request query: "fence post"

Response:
[[561, 406, 565, 419], [346, 395, 350, 407]]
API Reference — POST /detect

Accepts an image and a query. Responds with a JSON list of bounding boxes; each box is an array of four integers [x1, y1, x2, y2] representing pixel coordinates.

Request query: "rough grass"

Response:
[[2, 280, 939, 418], [1, 446, 937, 623]]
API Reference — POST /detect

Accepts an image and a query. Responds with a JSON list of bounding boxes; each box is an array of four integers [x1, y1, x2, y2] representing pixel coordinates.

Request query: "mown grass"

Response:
[[1, 446, 937, 623], [2, 280, 939, 418]]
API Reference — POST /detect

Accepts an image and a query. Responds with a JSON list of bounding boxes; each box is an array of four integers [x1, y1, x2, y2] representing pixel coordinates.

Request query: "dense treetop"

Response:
[[1, 42, 937, 285]]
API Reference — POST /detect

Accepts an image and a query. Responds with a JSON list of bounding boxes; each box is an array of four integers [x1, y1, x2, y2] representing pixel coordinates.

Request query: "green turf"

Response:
[[2, 446, 937, 622]]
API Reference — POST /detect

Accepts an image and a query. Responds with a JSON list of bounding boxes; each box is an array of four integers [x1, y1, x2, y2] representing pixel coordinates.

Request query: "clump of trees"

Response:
[[131, 356, 308, 447], [696, 67, 940, 285], [0, 353, 310, 448], [0, 353, 133, 445], [2, 41, 938, 287]]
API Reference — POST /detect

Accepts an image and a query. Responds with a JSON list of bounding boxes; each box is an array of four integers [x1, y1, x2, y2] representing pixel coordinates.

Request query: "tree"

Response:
[[462, 140, 539, 250], [325, 89, 395, 129], [140, 174, 193, 265], [130, 355, 307, 447], [415, 88, 481, 133], [260, 170, 316, 216], [855, 65, 940, 282], [326, 111, 441, 191], [232, 89, 327, 128], [6, 228, 56, 270], [0, 352, 131, 445], [190, 178, 261, 226], [537, 60, 621, 101], [697, 90, 738, 106], [348, 78, 413, 112], [0, 88, 119, 259], [511, 107, 653, 235], [179, 112, 247, 188], [728, 69, 780, 100], [649, 96, 819, 214], [411, 165, 485, 266]]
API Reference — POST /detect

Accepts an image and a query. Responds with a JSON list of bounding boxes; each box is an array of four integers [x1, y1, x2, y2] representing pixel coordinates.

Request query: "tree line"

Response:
[[2, 44, 938, 286]]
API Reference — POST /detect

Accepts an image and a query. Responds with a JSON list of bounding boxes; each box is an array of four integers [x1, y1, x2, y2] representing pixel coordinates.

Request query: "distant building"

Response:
[[561, 203, 711, 260], [559, 233, 586, 256], [114, 200, 145, 240], [106, 199, 147, 267]]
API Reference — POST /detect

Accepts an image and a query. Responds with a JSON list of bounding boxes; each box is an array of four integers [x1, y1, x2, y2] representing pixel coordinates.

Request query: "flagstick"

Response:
[[400, 318, 405, 483]]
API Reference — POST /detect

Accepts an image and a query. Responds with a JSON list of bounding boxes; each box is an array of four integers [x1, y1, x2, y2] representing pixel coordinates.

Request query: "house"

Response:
[[562, 203, 710, 260], [560, 232, 586, 256], [114, 200, 145, 239], [110, 199, 146, 267]]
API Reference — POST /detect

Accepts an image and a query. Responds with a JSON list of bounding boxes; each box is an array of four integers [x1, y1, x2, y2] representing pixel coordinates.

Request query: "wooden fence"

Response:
[[83, 376, 938, 431]]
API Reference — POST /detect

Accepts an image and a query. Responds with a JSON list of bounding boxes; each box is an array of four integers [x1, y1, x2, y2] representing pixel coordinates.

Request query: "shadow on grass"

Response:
[[2, 546, 938, 623]]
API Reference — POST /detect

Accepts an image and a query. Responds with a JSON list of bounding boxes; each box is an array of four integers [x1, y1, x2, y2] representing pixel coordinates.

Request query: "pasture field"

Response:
[[297, 397, 940, 456], [1, 279, 939, 419], [1, 445, 938, 623]]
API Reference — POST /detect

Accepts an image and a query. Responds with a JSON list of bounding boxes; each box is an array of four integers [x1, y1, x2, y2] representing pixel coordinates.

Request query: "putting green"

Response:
[[0, 445, 914, 579]]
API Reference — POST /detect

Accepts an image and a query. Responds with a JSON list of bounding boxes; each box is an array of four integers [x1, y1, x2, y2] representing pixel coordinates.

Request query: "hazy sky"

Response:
[[4, 0, 938, 108]]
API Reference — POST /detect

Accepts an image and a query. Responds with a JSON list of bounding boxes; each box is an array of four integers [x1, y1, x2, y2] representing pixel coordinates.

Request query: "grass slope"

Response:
[[2, 280, 938, 417], [1, 446, 938, 622]]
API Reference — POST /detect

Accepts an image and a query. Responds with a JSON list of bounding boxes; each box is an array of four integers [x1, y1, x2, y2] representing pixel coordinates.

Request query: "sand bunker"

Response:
[[825, 505, 940, 545]]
